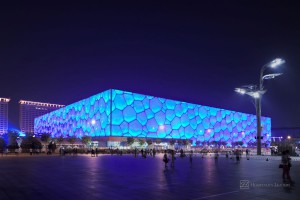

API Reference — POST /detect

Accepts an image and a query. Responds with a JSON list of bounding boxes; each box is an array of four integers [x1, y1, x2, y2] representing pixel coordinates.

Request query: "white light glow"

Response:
[[269, 58, 285, 68], [91, 119, 96, 125], [19, 100, 64, 107], [287, 135, 291, 139], [252, 92, 260, 98], [235, 88, 246, 94], [159, 125, 165, 130], [0, 98, 10, 102]]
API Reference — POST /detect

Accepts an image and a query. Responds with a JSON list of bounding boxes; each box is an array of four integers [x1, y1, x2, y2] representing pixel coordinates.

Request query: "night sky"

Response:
[[1, 1, 299, 129]]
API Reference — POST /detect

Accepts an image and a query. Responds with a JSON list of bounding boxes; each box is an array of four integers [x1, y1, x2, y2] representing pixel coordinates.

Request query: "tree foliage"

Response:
[[155, 139, 162, 144], [0, 137, 6, 149], [40, 133, 51, 143], [139, 139, 145, 146], [21, 135, 42, 150], [48, 141, 57, 152], [169, 139, 175, 145], [146, 139, 153, 145], [67, 136, 77, 146], [126, 137, 135, 146], [57, 135, 64, 145], [7, 131, 19, 146], [81, 136, 91, 146]]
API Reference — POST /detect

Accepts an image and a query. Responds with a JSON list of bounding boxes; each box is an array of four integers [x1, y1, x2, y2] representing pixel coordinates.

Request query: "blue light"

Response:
[[34, 89, 271, 145]]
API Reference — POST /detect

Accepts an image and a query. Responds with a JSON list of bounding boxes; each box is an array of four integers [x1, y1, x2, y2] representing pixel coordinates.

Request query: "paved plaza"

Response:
[[0, 154, 299, 200]]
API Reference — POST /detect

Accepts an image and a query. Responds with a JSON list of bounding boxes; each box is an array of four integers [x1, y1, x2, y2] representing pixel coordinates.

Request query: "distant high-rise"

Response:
[[0, 98, 10, 135], [19, 100, 64, 133]]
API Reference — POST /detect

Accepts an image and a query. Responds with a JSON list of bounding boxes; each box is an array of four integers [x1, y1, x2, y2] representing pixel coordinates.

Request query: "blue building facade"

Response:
[[34, 89, 271, 146]]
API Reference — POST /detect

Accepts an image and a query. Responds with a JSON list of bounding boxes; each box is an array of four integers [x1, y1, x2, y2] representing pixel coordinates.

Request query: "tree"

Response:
[[177, 140, 183, 146], [238, 141, 244, 146], [57, 135, 64, 146], [67, 136, 77, 147], [81, 136, 91, 147], [139, 139, 145, 146], [126, 137, 135, 146], [20, 135, 42, 151], [195, 141, 201, 146], [7, 131, 19, 150], [221, 141, 227, 146], [40, 133, 51, 143], [155, 139, 162, 144], [48, 141, 57, 153], [146, 139, 153, 145], [7, 131, 19, 146], [0, 137, 6, 150], [182, 139, 191, 146], [169, 139, 175, 145]]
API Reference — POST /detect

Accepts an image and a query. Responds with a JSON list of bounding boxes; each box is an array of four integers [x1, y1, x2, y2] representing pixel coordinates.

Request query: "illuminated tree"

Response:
[[81, 136, 91, 147]]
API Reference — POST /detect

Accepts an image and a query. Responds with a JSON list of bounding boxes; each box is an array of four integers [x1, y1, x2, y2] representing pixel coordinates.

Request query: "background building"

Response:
[[20, 100, 64, 133], [0, 98, 10, 135], [35, 89, 271, 146]]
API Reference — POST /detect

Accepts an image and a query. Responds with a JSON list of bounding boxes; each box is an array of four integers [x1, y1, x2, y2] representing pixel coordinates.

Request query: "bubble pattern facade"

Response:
[[35, 89, 271, 145], [34, 90, 111, 138]]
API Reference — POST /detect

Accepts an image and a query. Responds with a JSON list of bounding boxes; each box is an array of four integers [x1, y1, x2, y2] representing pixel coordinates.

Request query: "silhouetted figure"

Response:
[[134, 148, 137, 158], [153, 148, 156, 157], [236, 150, 240, 162], [215, 151, 219, 159], [180, 149, 184, 158], [163, 150, 169, 169], [189, 150, 193, 166], [95, 148, 98, 157], [246, 149, 250, 160], [91, 149, 95, 157], [282, 150, 293, 184]]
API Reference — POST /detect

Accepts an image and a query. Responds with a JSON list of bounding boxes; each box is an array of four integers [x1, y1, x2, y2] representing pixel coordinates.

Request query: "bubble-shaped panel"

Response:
[[34, 89, 271, 146]]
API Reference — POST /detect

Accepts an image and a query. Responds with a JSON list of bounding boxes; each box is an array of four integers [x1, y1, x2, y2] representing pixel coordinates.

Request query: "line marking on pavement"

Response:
[[192, 190, 239, 200]]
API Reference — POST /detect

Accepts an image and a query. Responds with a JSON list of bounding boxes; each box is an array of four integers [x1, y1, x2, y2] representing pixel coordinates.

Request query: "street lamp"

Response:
[[235, 58, 285, 155]]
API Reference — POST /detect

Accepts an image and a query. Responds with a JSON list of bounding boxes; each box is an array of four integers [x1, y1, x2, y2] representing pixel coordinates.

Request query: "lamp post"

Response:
[[235, 58, 285, 155]]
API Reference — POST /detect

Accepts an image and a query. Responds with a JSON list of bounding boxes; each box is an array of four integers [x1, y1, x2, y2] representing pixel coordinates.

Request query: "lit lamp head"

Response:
[[287, 135, 291, 139], [235, 88, 246, 95], [269, 58, 285, 68], [262, 73, 283, 80], [252, 92, 260, 99]]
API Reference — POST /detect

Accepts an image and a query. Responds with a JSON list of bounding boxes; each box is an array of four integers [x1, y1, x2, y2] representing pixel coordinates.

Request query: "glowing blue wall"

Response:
[[35, 89, 271, 145], [34, 90, 111, 138]]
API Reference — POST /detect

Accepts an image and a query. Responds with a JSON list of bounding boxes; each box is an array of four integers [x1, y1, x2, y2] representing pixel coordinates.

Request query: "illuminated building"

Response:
[[20, 100, 64, 133], [0, 98, 10, 135], [34, 89, 271, 146]]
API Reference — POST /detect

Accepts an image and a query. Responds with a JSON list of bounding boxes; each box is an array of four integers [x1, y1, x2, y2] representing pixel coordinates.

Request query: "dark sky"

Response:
[[1, 1, 299, 129]]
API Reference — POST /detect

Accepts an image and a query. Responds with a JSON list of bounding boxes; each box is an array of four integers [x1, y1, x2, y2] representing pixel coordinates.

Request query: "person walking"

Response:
[[281, 150, 293, 183], [246, 149, 250, 160], [153, 148, 156, 157], [189, 150, 193, 166], [163, 150, 169, 169], [141, 149, 144, 158], [134, 148, 137, 158], [236, 150, 240, 162], [91, 149, 95, 157], [95, 148, 98, 157]]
